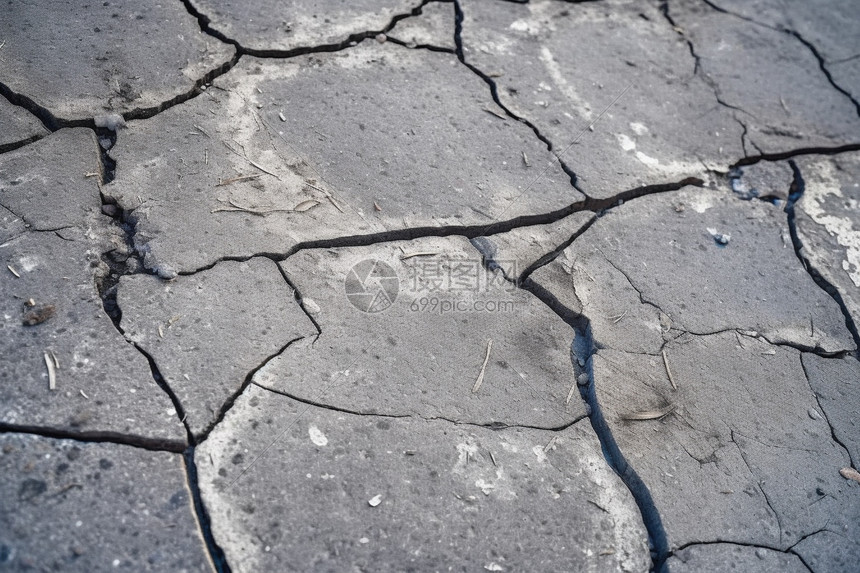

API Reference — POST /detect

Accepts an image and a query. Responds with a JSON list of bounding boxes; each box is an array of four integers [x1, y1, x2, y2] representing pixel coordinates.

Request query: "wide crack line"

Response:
[[453, 0, 583, 192], [784, 160, 860, 356], [86, 127, 234, 573]]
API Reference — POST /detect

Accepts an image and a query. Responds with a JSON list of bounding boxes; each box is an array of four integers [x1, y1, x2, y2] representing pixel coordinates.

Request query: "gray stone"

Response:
[[388, 0, 456, 50], [793, 153, 860, 332], [460, 0, 743, 199], [831, 57, 860, 106], [1, 230, 186, 448], [252, 236, 586, 428], [0, 96, 47, 152], [672, 2, 860, 153], [592, 332, 856, 552], [0, 433, 211, 571], [197, 384, 650, 573], [536, 186, 854, 354], [0, 0, 234, 121], [190, 0, 417, 52], [473, 211, 594, 281], [0, 129, 104, 231], [801, 354, 860, 466], [118, 257, 316, 438], [729, 161, 794, 203], [663, 543, 809, 573], [105, 43, 582, 274], [0, 204, 26, 243]]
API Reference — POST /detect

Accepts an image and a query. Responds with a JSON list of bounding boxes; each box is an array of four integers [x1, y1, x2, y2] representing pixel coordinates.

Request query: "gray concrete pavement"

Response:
[[1, 1, 859, 572]]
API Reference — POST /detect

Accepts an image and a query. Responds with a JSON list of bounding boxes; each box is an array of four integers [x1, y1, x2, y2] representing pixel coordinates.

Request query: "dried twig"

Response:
[[662, 350, 677, 390], [620, 403, 675, 421], [840, 467, 860, 483], [400, 251, 440, 260], [7, 265, 19, 277], [216, 174, 261, 187], [565, 381, 577, 405], [472, 339, 493, 393], [44, 351, 57, 390]]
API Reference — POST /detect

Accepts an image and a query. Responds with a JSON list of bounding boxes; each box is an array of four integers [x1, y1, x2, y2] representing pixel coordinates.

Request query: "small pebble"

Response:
[[808, 408, 822, 420], [368, 494, 382, 507]]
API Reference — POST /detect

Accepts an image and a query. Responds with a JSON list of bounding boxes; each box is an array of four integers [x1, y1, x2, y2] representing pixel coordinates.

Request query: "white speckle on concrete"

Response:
[[308, 424, 328, 446], [617, 133, 636, 151]]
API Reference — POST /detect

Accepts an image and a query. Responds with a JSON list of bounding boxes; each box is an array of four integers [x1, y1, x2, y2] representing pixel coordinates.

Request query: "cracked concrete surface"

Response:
[[2, 0, 860, 571]]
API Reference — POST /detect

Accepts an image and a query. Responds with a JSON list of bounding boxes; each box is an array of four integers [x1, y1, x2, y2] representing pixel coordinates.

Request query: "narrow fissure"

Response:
[[252, 382, 583, 432]]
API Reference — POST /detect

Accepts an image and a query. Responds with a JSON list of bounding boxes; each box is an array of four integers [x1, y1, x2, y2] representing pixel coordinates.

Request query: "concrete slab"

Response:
[[251, 236, 586, 428], [1, 230, 186, 448], [707, 0, 860, 64], [0, 0, 235, 121], [662, 543, 809, 573], [105, 42, 582, 275], [118, 257, 316, 439], [0, 129, 103, 231], [801, 354, 860, 466], [533, 186, 855, 355], [190, 0, 418, 52], [197, 383, 650, 572], [0, 433, 211, 571], [388, 0, 456, 50], [793, 153, 860, 333], [591, 333, 857, 555], [671, 2, 860, 153], [0, 97, 47, 152], [460, 0, 744, 199]]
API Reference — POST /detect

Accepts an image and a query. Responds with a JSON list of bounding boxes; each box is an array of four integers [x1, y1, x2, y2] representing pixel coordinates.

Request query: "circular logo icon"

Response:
[[344, 259, 399, 313]]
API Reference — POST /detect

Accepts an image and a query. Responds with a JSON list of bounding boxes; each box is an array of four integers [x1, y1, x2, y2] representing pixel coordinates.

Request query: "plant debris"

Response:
[[23, 303, 56, 326], [44, 351, 57, 390], [662, 350, 677, 390], [212, 198, 319, 215], [840, 467, 860, 483], [7, 265, 20, 277], [215, 174, 261, 187], [472, 339, 493, 393], [620, 403, 675, 421]]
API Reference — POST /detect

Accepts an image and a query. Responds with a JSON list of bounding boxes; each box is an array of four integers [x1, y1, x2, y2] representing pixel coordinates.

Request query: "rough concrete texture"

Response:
[[0, 433, 211, 571], [118, 257, 316, 438], [387, 0, 456, 50], [460, 0, 744, 199], [0, 96, 47, 152], [252, 237, 586, 428], [793, 152, 860, 333], [105, 43, 581, 275], [591, 333, 857, 559], [2, 0, 860, 571], [801, 354, 860, 466], [1, 230, 186, 447], [670, 1, 860, 153], [0, 0, 235, 122], [197, 384, 650, 573], [0, 129, 104, 231], [1, 128, 185, 447], [662, 543, 809, 573], [534, 186, 855, 355], [190, 0, 419, 52]]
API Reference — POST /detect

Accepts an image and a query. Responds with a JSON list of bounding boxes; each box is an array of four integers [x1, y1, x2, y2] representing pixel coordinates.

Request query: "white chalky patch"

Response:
[[635, 151, 660, 167], [308, 424, 328, 446], [617, 133, 636, 151], [801, 162, 860, 287], [630, 122, 649, 135]]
